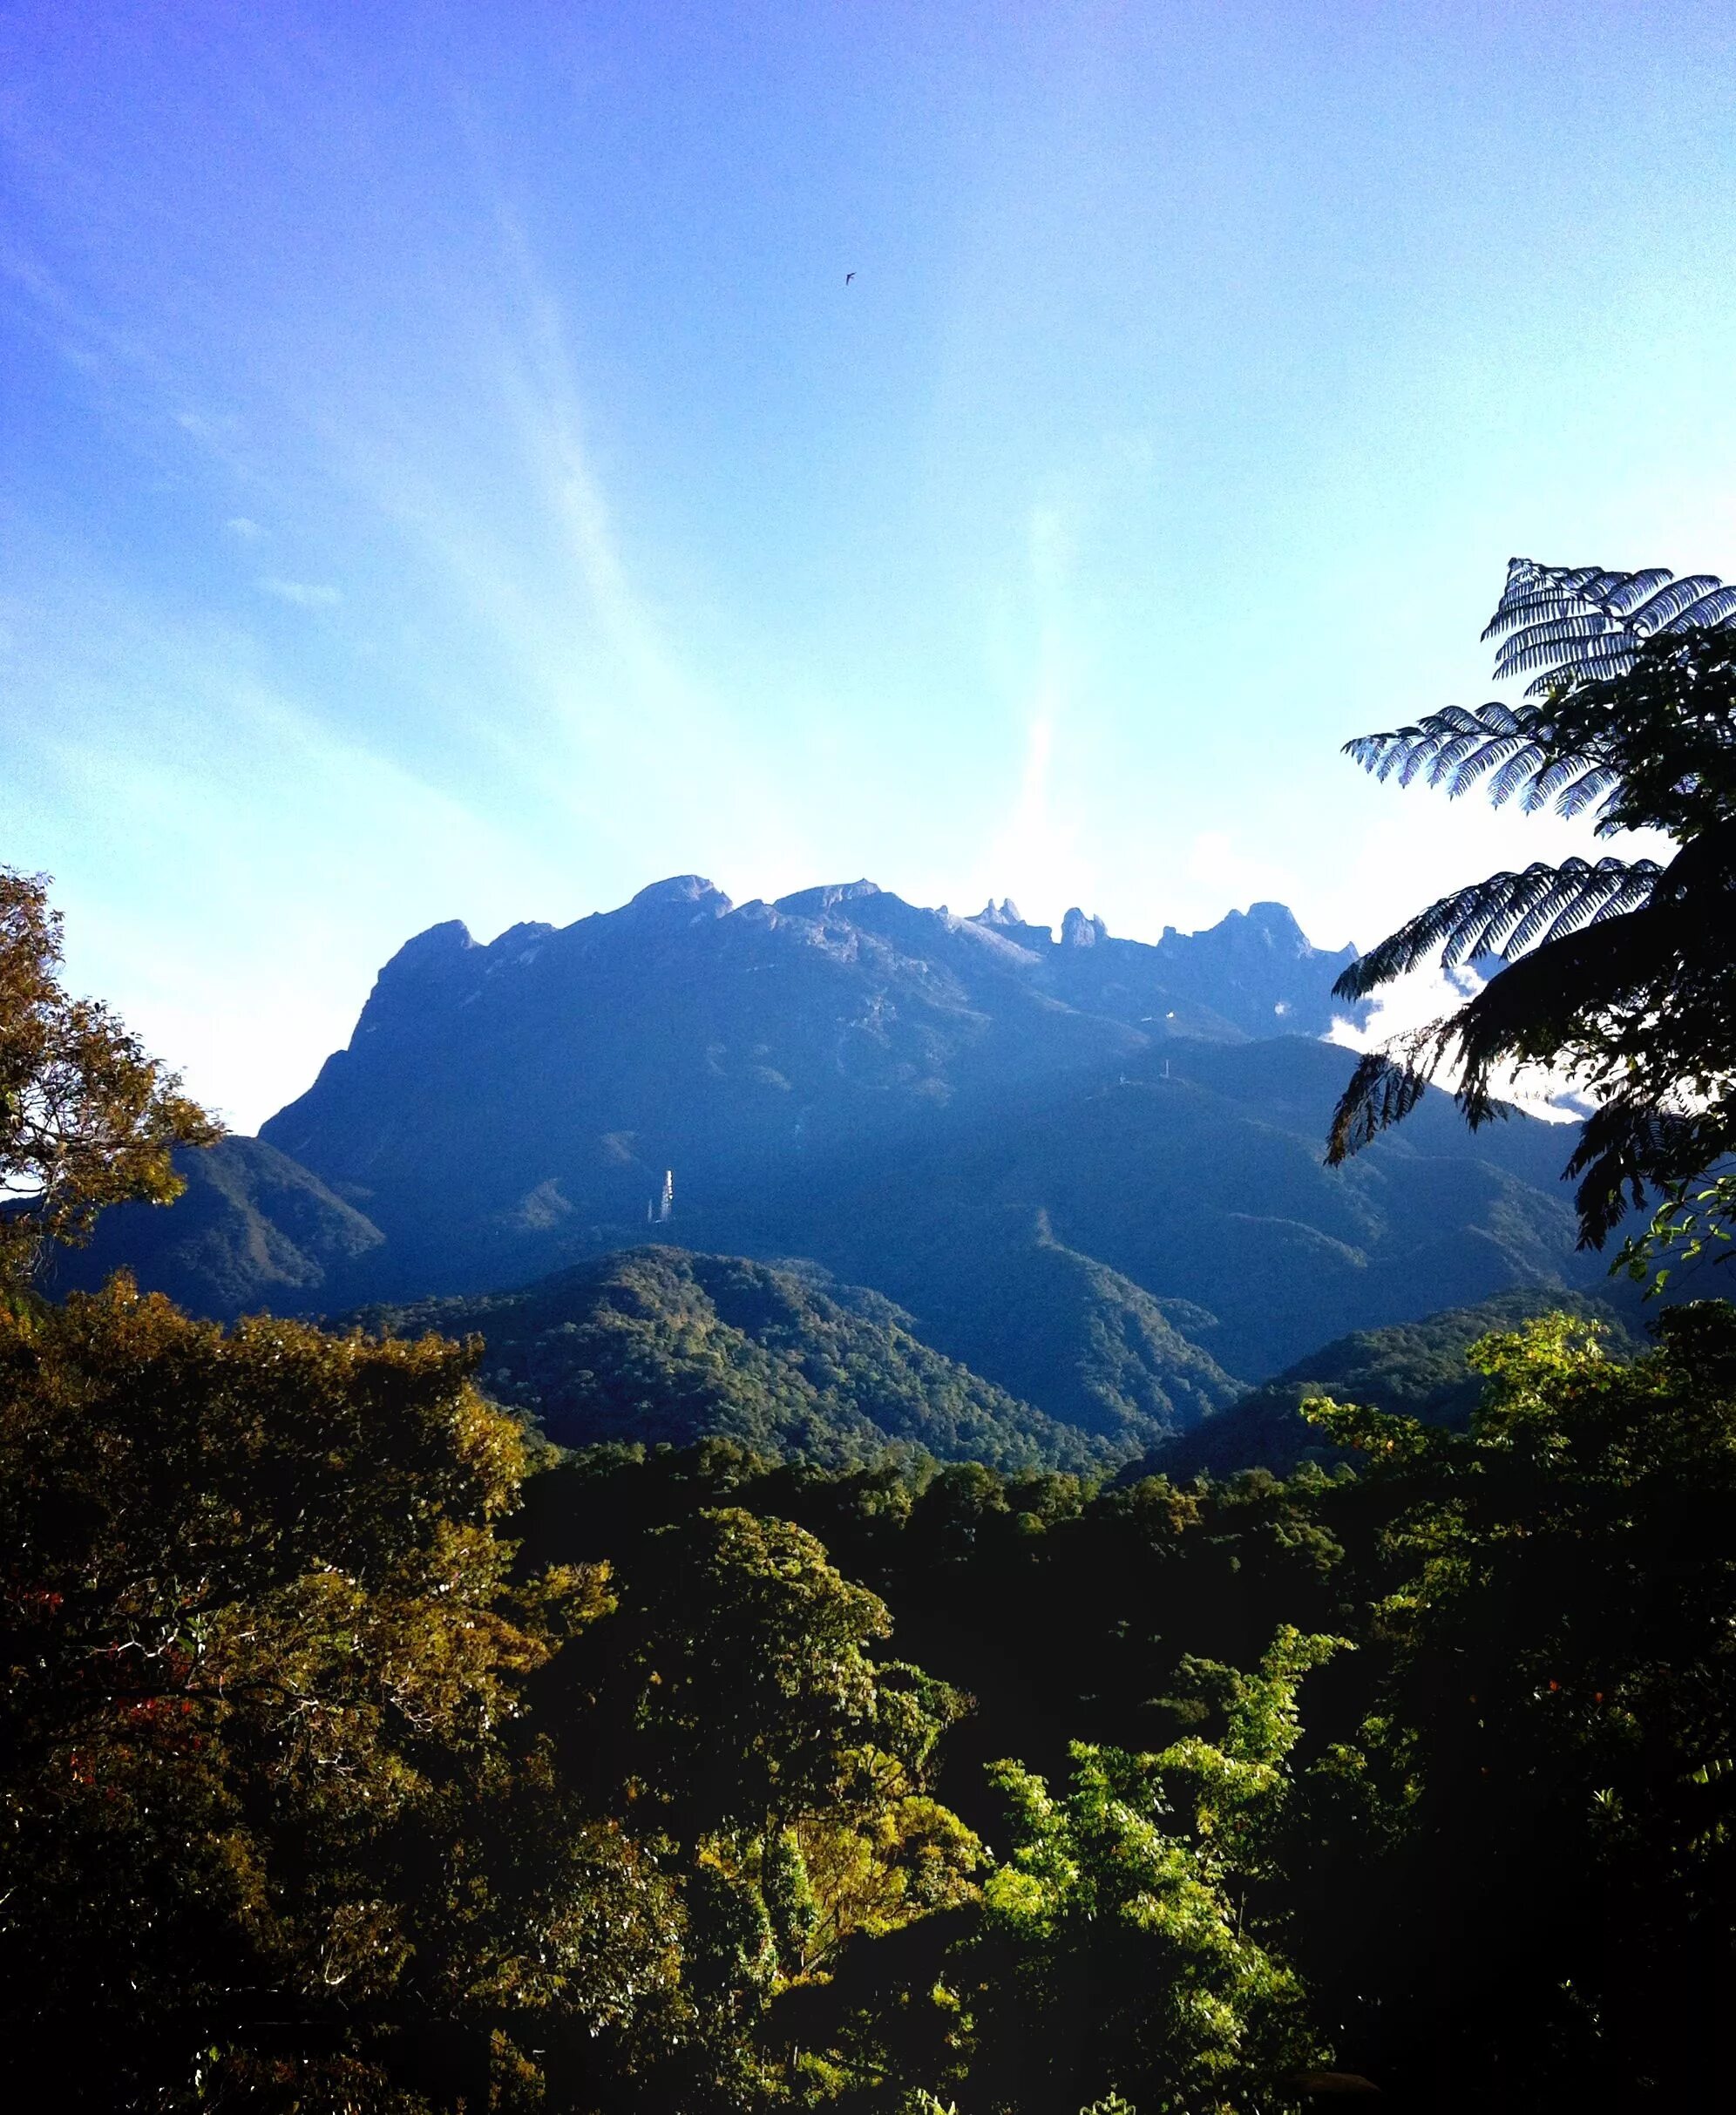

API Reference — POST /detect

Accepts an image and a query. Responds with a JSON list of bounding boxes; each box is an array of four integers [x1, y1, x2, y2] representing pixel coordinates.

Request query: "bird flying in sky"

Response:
[[844, 271, 855, 284]]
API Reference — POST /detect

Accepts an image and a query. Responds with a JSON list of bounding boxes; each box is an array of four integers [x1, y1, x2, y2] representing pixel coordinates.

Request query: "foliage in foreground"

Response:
[[13, 1188, 1736, 2105], [0, 1278, 668, 2110], [0, 1274, 998, 2112], [1305, 1303, 1736, 2105], [1, 865, 219, 1285], [529, 1302, 1736, 2110], [960, 1630, 1335, 2113]]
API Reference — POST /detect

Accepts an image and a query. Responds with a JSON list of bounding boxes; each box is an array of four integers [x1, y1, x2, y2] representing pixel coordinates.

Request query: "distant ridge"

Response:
[[56, 1135, 383, 1315], [1126, 1288, 1642, 1481]]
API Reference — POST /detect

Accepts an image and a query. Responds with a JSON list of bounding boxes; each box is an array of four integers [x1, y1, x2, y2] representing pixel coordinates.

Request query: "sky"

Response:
[[4, 0, 1736, 1130]]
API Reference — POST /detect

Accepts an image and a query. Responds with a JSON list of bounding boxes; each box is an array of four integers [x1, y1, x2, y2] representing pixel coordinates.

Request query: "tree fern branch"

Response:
[[1326, 1034, 1448, 1165], [1482, 559, 1735, 694], [1332, 859, 1662, 998]]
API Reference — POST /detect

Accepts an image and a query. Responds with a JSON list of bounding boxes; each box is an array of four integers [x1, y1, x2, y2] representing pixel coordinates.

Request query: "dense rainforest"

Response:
[[12, 1264, 1736, 2112], [351, 1246, 1202, 1474], [5, 558, 1736, 2112]]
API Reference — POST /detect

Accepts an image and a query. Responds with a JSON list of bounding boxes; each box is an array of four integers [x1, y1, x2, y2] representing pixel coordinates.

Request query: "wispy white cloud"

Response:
[[284, 205, 818, 891], [226, 516, 265, 540], [175, 408, 241, 442], [257, 577, 341, 608], [963, 504, 1095, 923]]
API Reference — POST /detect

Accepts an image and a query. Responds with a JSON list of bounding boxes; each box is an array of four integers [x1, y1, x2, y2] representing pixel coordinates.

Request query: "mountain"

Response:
[[67, 876, 1629, 1428], [1128, 1288, 1642, 1481], [356, 1246, 1195, 1472], [258, 877, 1363, 1301], [836, 1210, 1243, 1440], [761, 1033, 1620, 1382], [50, 1136, 384, 1315]]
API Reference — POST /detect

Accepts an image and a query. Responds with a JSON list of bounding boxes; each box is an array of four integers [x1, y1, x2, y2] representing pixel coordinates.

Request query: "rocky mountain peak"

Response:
[[975, 898, 1026, 928], [623, 875, 734, 919], [1061, 907, 1109, 948], [772, 879, 884, 919], [379, 919, 475, 977]]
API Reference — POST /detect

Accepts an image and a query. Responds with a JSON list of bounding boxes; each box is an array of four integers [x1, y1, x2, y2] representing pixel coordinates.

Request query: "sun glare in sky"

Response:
[[5, 0, 1735, 1127]]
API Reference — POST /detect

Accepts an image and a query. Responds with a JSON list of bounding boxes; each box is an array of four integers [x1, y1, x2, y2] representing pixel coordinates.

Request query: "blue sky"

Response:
[[4, 0, 1736, 1129]]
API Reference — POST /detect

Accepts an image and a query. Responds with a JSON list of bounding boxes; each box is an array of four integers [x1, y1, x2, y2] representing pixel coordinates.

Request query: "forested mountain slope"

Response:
[[356, 1246, 1224, 1469], [1132, 1287, 1643, 1480], [745, 1033, 1618, 1381], [49, 1135, 384, 1314]]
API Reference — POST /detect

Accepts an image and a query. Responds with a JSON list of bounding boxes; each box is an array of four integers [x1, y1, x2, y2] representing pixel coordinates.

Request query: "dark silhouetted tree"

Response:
[[1327, 559, 1736, 1256]]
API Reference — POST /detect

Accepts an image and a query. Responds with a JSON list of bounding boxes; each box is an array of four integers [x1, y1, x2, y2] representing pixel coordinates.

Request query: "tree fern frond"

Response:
[[1554, 764, 1624, 821], [1524, 753, 1598, 813], [1601, 569, 1681, 616], [1519, 641, 1654, 695], [1486, 741, 1556, 805], [1687, 585, 1736, 627], [1333, 858, 1662, 997], [1345, 705, 1576, 807], [1494, 626, 1622, 682], [1482, 563, 1626, 640], [1326, 1041, 1442, 1164], [1461, 860, 1649, 959], [1563, 1102, 1727, 1247], [1345, 702, 1638, 824], [1333, 576, 1736, 1235], [1495, 612, 1620, 658], [1345, 710, 1488, 786], [1482, 560, 1736, 693], [1344, 705, 1523, 776], [1625, 576, 1732, 628], [1481, 597, 1594, 646], [1501, 861, 1654, 955]]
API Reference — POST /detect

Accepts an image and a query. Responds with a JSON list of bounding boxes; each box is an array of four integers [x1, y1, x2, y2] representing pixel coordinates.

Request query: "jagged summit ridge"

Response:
[[259, 872, 1365, 1303], [315, 879, 1363, 1154], [378, 877, 1353, 990]]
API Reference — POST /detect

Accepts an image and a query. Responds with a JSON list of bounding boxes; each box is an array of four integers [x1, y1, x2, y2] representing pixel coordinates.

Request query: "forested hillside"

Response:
[[356, 1245, 1229, 1470], [509, 1298, 1736, 2108], [1131, 1285, 1641, 1479]]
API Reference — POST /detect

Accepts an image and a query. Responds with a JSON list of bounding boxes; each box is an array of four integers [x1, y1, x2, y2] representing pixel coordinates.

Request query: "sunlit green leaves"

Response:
[[0, 868, 220, 1291]]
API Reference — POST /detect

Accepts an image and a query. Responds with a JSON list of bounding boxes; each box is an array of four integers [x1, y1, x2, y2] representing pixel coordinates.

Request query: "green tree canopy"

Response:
[[957, 1629, 1337, 2114], [0, 866, 219, 1291], [1299, 1302, 1736, 2104], [0, 1277, 681, 2112], [579, 1506, 897, 1841]]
